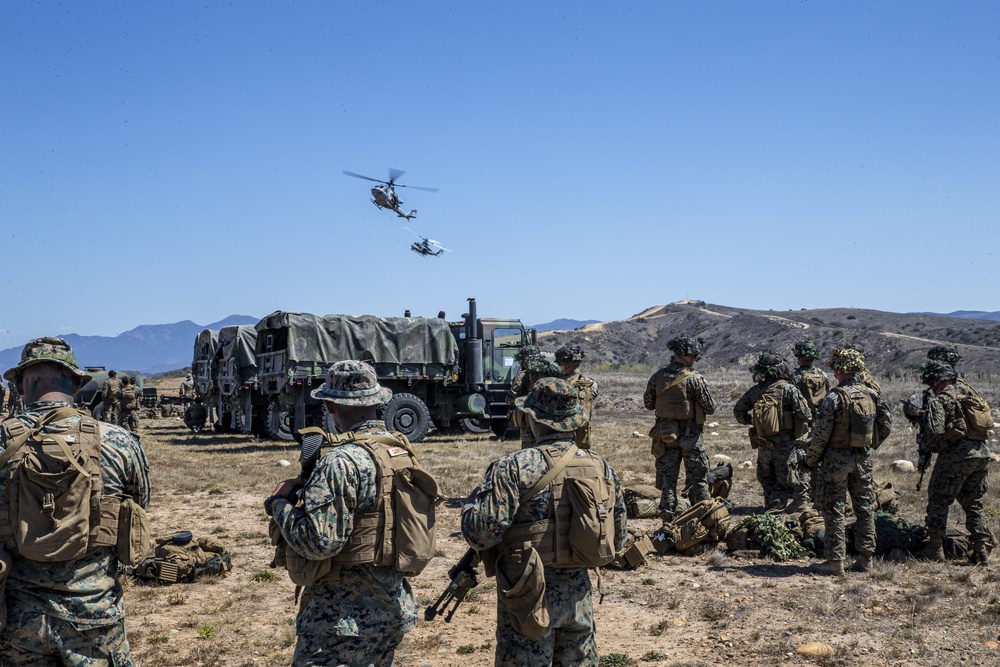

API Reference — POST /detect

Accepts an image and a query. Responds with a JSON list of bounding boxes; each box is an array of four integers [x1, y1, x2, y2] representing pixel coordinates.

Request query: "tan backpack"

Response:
[[796, 368, 827, 412], [0, 408, 149, 565], [668, 498, 730, 553], [752, 382, 786, 439], [958, 386, 994, 441], [834, 385, 877, 448]]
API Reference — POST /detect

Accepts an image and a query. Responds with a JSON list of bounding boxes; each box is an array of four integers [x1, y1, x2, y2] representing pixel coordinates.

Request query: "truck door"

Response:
[[486, 326, 523, 383]]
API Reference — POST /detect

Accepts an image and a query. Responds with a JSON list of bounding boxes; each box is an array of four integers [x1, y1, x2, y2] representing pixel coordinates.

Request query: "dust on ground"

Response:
[[125, 371, 1000, 667]]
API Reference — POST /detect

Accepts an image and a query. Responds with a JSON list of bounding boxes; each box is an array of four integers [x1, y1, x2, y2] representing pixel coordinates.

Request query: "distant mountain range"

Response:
[[919, 310, 1000, 323], [529, 318, 600, 332], [0, 316, 259, 375]]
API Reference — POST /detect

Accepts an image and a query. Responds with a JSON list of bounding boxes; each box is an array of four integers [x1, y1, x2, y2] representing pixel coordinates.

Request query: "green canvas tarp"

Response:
[[256, 312, 458, 366], [221, 325, 258, 372]]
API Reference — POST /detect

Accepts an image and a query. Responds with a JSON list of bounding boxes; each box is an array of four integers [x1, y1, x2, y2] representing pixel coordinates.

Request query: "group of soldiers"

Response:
[[1, 379, 24, 417], [100, 369, 144, 431], [647, 335, 994, 576]]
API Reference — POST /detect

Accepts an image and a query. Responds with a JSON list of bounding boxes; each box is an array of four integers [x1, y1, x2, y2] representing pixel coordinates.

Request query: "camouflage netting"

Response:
[[256, 312, 459, 366], [730, 515, 811, 562]]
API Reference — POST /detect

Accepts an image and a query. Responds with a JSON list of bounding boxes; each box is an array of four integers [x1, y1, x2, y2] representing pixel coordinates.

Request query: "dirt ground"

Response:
[[127, 370, 1000, 666]]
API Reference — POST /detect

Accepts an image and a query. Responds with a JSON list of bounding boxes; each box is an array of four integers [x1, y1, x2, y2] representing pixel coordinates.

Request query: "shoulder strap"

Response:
[[658, 368, 693, 397], [0, 406, 84, 471], [519, 444, 579, 505]]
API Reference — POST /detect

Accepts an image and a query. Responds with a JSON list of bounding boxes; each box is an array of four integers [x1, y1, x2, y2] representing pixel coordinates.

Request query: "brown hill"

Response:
[[539, 300, 1000, 377]]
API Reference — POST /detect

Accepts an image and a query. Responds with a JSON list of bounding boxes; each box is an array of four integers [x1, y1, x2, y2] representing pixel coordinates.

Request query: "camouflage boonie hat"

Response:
[[3, 337, 92, 383], [793, 339, 820, 360], [828, 347, 866, 374], [919, 360, 957, 385], [514, 377, 587, 432], [927, 345, 961, 365], [310, 360, 392, 406], [514, 345, 541, 362], [554, 344, 585, 364], [667, 336, 705, 357], [750, 352, 784, 381]]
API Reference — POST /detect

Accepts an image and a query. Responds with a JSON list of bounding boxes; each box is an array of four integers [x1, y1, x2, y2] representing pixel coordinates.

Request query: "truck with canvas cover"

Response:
[[252, 298, 530, 442], [192, 329, 220, 408], [216, 325, 259, 433]]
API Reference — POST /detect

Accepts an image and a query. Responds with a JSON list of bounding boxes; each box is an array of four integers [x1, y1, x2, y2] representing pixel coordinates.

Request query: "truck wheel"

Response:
[[460, 417, 491, 434], [381, 393, 431, 443], [266, 404, 294, 441], [91, 401, 104, 421]]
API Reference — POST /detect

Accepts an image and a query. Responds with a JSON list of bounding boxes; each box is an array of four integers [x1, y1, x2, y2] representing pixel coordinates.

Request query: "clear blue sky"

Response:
[[2, 2, 998, 350]]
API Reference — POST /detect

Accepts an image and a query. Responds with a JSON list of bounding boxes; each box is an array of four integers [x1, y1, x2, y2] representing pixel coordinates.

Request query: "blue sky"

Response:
[[2, 2, 998, 350]]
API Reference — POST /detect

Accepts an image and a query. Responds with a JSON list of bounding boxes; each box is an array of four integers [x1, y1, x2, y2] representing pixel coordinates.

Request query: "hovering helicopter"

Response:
[[405, 227, 450, 257], [343, 168, 438, 220]]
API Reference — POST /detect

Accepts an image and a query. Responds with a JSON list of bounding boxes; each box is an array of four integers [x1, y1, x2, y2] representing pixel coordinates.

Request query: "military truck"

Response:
[[249, 298, 531, 442], [216, 324, 259, 433], [75, 367, 145, 419], [192, 328, 220, 415]]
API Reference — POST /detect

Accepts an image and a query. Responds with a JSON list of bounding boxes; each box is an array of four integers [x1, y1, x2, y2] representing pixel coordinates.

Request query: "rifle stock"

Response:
[[424, 548, 481, 622]]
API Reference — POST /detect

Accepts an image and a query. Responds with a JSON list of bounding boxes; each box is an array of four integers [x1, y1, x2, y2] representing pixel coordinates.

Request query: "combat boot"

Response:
[[971, 541, 991, 566], [922, 536, 945, 562], [850, 552, 874, 573], [808, 559, 844, 576]]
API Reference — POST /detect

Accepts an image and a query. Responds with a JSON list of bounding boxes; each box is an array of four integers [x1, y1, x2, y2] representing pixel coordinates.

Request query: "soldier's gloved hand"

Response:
[[917, 453, 929, 473]]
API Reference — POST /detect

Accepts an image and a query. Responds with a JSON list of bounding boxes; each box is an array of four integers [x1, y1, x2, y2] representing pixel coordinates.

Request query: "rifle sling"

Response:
[[519, 444, 579, 506]]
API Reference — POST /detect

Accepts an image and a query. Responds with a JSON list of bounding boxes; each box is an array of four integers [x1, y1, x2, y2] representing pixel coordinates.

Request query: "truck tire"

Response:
[[460, 417, 491, 434], [91, 401, 105, 421], [381, 393, 431, 443], [267, 404, 294, 441]]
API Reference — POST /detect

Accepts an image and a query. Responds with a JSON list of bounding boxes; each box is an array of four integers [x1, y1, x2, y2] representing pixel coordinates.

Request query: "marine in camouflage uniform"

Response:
[[555, 345, 599, 449], [733, 352, 812, 514], [803, 348, 891, 575], [102, 371, 121, 425], [508, 345, 561, 446], [118, 377, 141, 432], [903, 345, 971, 442], [791, 340, 830, 420], [0, 338, 150, 666], [179, 374, 195, 406], [266, 361, 417, 667], [916, 360, 994, 564], [643, 336, 717, 524], [462, 378, 627, 667], [6, 380, 24, 417]]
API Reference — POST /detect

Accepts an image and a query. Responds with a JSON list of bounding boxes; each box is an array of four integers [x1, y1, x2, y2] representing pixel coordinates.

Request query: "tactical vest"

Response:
[[565, 372, 596, 448], [829, 385, 877, 448], [654, 368, 697, 421], [274, 431, 440, 585], [796, 367, 827, 413], [120, 387, 139, 410], [103, 378, 121, 404], [486, 443, 616, 573], [0, 408, 148, 565]]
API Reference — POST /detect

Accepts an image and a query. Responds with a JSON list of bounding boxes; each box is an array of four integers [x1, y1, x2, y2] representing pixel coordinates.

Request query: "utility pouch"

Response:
[[650, 420, 679, 458], [747, 426, 759, 449], [116, 496, 151, 566], [268, 519, 340, 586], [496, 547, 549, 638]]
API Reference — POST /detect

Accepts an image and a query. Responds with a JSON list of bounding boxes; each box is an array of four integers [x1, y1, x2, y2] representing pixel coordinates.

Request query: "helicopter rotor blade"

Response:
[[393, 183, 440, 193], [387, 168, 406, 185], [428, 240, 450, 252], [343, 170, 388, 185], [403, 226, 423, 240]]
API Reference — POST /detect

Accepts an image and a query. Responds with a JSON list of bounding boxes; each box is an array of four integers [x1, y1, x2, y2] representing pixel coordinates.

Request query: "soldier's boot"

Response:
[[850, 551, 874, 573], [971, 541, 991, 566], [808, 559, 845, 576], [922, 536, 945, 562]]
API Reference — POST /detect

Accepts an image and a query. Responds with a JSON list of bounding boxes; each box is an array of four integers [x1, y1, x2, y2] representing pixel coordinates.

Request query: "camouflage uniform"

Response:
[[102, 375, 121, 425], [267, 361, 417, 667], [6, 381, 23, 416], [509, 352, 561, 446], [733, 374, 812, 513], [643, 359, 717, 521], [0, 338, 151, 667], [118, 382, 140, 432], [918, 372, 993, 549], [804, 377, 890, 564], [462, 379, 627, 667], [184, 401, 208, 432], [793, 365, 830, 420], [179, 375, 194, 405]]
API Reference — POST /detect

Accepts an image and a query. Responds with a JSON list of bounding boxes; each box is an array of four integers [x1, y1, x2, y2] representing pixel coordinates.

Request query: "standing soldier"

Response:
[[802, 348, 891, 575], [119, 376, 140, 431], [6, 379, 23, 416], [508, 345, 561, 446], [643, 336, 717, 527], [179, 373, 195, 405], [0, 337, 150, 665], [556, 344, 599, 449], [102, 370, 122, 425], [462, 377, 627, 666], [916, 360, 994, 564], [792, 339, 830, 419], [266, 360, 436, 666], [733, 352, 812, 514]]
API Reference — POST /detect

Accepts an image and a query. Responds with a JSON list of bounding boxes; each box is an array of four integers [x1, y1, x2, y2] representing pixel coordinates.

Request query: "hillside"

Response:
[[540, 300, 1000, 376]]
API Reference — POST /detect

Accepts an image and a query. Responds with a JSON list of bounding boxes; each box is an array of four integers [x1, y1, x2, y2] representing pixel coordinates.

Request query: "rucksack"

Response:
[[958, 386, 994, 441], [834, 385, 877, 448], [752, 382, 786, 439], [0, 408, 149, 565], [797, 368, 828, 412], [655, 497, 730, 554], [134, 532, 232, 583]]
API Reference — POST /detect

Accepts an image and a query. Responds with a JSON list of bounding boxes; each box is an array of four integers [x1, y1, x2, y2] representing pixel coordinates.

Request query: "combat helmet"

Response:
[[793, 339, 820, 361], [927, 345, 961, 366], [514, 345, 541, 362], [828, 347, 866, 374], [555, 344, 585, 364], [750, 352, 786, 383], [667, 336, 705, 358], [919, 360, 957, 385], [3, 337, 92, 384]]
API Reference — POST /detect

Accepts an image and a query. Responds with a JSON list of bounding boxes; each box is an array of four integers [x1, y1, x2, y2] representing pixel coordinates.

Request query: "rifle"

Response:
[[916, 452, 930, 491], [425, 548, 481, 622]]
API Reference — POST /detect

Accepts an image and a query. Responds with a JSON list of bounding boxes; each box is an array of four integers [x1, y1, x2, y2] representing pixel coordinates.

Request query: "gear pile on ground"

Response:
[[651, 498, 731, 556]]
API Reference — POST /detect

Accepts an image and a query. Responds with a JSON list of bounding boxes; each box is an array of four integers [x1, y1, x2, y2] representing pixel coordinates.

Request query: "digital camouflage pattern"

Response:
[[554, 345, 585, 364], [748, 351, 786, 382], [514, 377, 586, 432], [102, 376, 121, 425], [733, 380, 811, 512], [927, 345, 961, 365], [827, 348, 866, 374], [461, 434, 627, 667], [644, 360, 717, 520], [118, 383, 142, 431], [667, 336, 705, 357], [310, 360, 392, 406], [919, 360, 957, 384], [0, 400, 150, 666], [3, 337, 92, 383], [793, 339, 820, 360], [919, 384, 993, 545], [509, 359, 562, 445], [269, 420, 418, 663]]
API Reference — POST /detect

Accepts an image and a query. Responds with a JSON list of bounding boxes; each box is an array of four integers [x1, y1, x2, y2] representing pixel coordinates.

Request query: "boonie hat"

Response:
[[667, 336, 705, 357], [927, 345, 961, 365], [3, 337, 92, 384], [828, 348, 866, 374], [919, 360, 957, 385], [750, 351, 784, 381], [555, 345, 585, 364], [793, 339, 820, 360], [514, 345, 541, 362], [514, 377, 587, 432], [310, 360, 392, 406]]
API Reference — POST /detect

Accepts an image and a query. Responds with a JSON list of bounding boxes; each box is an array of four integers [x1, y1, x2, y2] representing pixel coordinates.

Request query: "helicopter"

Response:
[[405, 227, 450, 257], [343, 168, 438, 220]]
